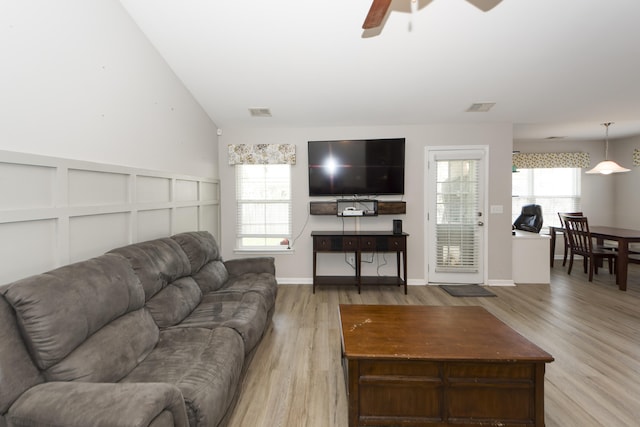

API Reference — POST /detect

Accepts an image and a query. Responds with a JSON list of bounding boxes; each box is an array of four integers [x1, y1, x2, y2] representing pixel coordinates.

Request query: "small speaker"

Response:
[[393, 219, 402, 235]]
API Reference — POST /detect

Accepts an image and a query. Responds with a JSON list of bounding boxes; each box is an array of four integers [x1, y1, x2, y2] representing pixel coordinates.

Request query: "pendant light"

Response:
[[586, 122, 630, 175]]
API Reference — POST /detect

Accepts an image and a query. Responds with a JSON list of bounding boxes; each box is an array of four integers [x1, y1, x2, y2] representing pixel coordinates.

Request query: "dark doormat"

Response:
[[439, 284, 496, 297]]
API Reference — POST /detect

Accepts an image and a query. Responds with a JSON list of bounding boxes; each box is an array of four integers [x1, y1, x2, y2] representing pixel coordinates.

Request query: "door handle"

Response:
[[477, 221, 484, 226]]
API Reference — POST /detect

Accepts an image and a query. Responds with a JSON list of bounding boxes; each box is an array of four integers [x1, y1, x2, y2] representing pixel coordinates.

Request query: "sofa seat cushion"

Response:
[[217, 273, 277, 309], [174, 292, 270, 353], [121, 326, 244, 427]]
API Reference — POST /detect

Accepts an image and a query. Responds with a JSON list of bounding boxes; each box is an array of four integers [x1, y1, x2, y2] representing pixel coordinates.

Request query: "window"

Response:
[[512, 168, 581, 230], [236, 164, 291, 250]]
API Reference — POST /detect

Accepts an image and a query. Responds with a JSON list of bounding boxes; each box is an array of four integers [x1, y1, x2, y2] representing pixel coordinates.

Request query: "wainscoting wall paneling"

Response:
[[0, 149, 220, 284]]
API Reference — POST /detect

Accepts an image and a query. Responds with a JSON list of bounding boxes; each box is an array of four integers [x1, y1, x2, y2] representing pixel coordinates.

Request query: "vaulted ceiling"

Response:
[[120, 0, 640, 141]]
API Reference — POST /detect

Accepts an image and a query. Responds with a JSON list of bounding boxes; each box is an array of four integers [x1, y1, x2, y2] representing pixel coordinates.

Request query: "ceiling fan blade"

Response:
[[466, 0, 503, 12], [362, 0, 393, 29]]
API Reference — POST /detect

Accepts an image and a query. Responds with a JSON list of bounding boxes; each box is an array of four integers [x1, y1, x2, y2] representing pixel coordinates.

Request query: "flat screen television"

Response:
[[308, 138, 405, 197]]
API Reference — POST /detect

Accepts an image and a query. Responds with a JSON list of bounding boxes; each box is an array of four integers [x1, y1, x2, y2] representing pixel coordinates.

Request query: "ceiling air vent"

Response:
[[466, 102, 496, 112], [249, 108, 272, 117]]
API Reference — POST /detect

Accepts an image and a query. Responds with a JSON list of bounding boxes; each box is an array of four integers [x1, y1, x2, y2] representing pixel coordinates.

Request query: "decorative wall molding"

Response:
[[227, 144, 296, 165], [0, 149, 220, 284]]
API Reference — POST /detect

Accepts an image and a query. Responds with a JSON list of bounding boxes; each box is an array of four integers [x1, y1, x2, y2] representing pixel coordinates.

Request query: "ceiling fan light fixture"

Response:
[[585, 122, 630, 175]]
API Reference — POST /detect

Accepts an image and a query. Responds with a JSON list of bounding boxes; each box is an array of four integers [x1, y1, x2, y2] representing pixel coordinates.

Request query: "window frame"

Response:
[[512, 167, 582, 231], [235, 163, 292, 252]]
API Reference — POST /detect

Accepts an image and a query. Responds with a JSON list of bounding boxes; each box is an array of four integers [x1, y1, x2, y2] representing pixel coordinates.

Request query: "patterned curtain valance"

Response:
[[228, 144, 296, 165], [634, 149, 640, 166], [512, 152, 590, 169]]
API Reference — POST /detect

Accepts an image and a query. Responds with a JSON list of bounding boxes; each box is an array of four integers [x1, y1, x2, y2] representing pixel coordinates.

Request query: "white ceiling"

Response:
[[119, 0, 640, 141]]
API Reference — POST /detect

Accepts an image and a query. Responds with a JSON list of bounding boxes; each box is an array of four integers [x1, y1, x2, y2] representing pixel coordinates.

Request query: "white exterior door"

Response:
[[426, 148, 486, 284]]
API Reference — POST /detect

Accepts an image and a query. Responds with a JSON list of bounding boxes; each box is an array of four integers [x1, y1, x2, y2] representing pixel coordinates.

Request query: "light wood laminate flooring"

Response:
[[227, 264, 640, 427]]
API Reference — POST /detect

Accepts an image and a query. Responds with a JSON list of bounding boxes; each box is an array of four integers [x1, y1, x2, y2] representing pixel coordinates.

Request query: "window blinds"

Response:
[[434, 158, 480, 273], [235, 164, 291, 249], [229, 144, 294, 250]]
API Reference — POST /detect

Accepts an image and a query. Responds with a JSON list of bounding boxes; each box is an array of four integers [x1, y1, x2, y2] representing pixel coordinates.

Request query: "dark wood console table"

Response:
[[311, 231, 408, 294]]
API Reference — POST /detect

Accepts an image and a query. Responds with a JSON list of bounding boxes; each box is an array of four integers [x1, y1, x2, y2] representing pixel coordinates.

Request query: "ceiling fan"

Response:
[[362, 0, 503, 29]]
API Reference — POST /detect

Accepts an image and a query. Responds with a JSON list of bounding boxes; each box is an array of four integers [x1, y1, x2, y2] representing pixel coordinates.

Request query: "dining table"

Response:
[[548, 225, 640, 291]]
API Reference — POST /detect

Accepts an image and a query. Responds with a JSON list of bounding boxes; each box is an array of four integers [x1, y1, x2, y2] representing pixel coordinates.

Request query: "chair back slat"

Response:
[[561, 215, 593, 255], [560, 214, 617, 282], [558, 212, 583, 228]]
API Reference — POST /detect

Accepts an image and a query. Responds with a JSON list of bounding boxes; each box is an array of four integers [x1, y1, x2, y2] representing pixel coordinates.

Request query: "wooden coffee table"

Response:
[[339, 305, 554, 427]]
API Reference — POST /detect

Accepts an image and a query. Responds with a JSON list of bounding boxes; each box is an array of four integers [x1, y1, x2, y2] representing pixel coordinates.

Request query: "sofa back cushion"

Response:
[[110, 237, 205, 326], [46, 308, 159, 382], [190, 260, 229, 293], [146, 277, 202, 328], [172, 231, 229, 292], [0, 294, 44, 414], [3, 254, 147, 373], [109, 238, 192, 301], [172, 231, 221, 269]]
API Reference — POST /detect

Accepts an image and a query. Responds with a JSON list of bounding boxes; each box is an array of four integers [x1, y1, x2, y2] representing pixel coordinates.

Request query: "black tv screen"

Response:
[[308, 138, 405, 197]]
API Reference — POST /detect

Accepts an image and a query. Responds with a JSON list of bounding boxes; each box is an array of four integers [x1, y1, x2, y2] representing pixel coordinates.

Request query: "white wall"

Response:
[[0, 0, 219, 178], [0, 1, 220, 284], [611, 135, 640, 229], [218, 124, 514, 285]]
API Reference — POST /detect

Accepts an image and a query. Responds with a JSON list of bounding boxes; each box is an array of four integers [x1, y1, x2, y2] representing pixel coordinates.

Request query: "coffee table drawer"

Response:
[[359, 360, 440, 377], [357, 360, 443, 421]]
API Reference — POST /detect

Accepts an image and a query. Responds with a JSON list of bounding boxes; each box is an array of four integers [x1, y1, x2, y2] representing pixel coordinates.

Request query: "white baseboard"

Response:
[[485, 279, 516, 287], [276, 278, 427, 286], [275, 278, 518, 287]]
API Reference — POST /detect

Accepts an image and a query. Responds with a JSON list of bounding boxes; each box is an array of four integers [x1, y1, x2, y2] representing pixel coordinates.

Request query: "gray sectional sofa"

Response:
[[0, 231, 277, 427]]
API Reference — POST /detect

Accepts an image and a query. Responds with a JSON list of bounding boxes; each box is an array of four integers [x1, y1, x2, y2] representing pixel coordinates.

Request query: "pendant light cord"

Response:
[[603, 122, 612, 160]]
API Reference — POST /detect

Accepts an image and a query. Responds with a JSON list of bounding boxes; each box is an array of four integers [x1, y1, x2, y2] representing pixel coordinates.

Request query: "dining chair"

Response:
[[557, 211, 583, 266], [561, 215, 617, 282]]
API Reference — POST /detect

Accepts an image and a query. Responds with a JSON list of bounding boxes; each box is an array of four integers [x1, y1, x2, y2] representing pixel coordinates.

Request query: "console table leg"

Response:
[[312, 251, 317, 294], [403, 250, 408, 294], [356, 251, 362, 294]]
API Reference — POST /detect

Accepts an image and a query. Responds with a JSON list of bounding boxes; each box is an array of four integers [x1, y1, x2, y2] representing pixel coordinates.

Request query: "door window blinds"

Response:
[[434, 158, 480, 273]]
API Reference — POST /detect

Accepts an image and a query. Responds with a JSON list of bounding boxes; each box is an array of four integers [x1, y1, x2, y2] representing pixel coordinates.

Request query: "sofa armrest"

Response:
[[7, 382, 188, 427], [224, 257, 275, 277]]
